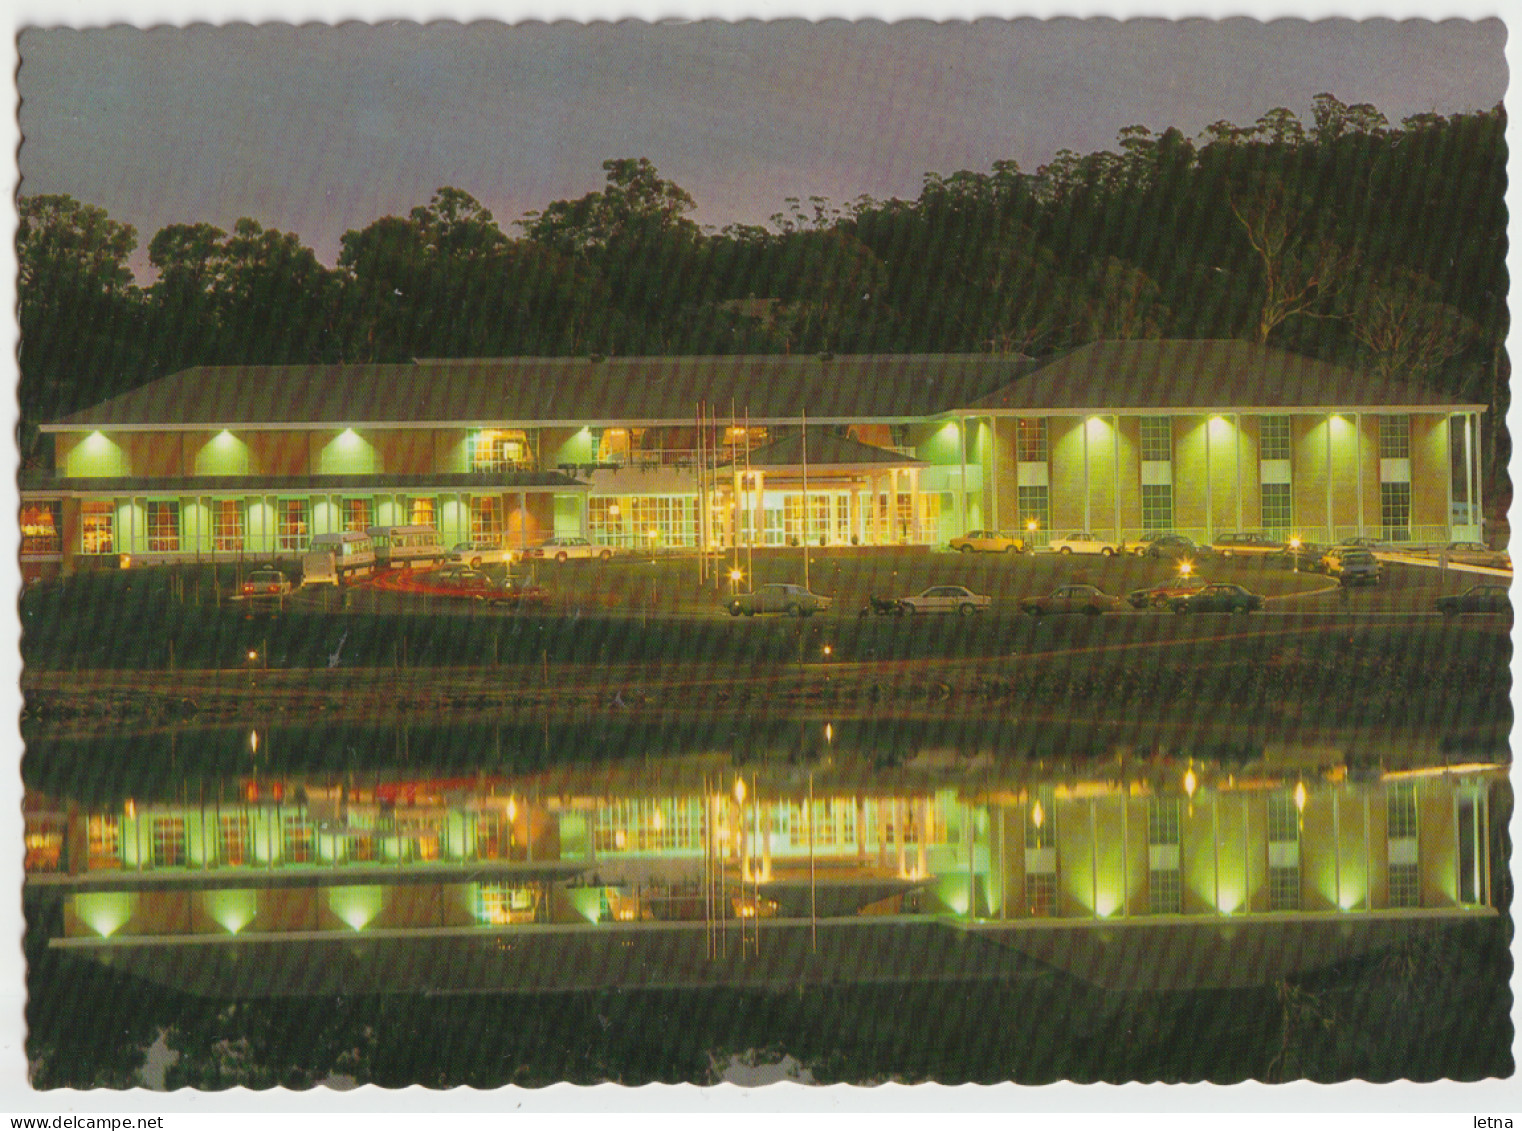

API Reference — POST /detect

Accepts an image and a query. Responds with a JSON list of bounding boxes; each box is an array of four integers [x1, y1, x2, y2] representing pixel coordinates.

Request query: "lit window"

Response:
[[1017, 486, 1049, 537], [213, 500, 244, 551], [343, 499, 372, 533], [1149, 869, 1182, 915], [1268, 794, 1300, 844], [472, 430, 533, 473], [477, 882, 539, 925], [407, 497, 436, 527], [1148, 799, 1181, 846], [151, 817, 186, 867], [220, 815, 250, 866], [471, 496, 504, 540], [1026, 872, 1056, 917], [20, 501, 61, 554], [81, 501, 114, 555], [147, 502, 180, 552], [88, 815, 120, 868], [1269, 865, 1301, 911], [277, 500, 309, 552], [282, 816, 314, 864]]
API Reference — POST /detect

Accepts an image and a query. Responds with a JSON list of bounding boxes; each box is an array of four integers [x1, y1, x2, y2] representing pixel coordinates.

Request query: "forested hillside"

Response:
[[19, 96, 1506, 459]]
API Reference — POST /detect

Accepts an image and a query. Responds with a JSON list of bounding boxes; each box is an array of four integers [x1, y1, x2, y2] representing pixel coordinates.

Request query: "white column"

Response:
[[1112, 415, 1121, 541], [1234, 413, 1243, 530], [1355, 413, 1365, 537], [1325, 416, 1335, 541], [1082, 418, 1091, 532], [958, 417, 968, 537], [1203, 418, 1213, 540]]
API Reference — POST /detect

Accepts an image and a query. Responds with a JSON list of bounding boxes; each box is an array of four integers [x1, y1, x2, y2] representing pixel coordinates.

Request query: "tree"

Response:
[[1344, 270, 1479, 383], [1228, 177, 1355, 343], [17, 194, 146, 433]]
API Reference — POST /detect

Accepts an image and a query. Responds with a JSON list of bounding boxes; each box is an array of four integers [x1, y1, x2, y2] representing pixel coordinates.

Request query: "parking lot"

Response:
[[296, 543, 1506, 622]]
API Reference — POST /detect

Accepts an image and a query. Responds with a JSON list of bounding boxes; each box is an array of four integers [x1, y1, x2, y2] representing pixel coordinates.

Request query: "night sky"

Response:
[[14, 12, 1507, 278]]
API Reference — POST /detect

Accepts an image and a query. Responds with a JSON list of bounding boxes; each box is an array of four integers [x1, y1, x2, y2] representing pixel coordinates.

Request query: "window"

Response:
[[282, 816, 314, 864], [1141, 484, 1173, 531], [1140, 417, 1172, 462], [1148, 799, 1181, 846], [408, 497, 436, 527], [87, 815, 120, 867], [146, 502, 180, 552], [81, 501, 114, 554], [477, 882, 538, 925], [1269, 866, 1301, 911], [1025, 872, 1056, 917], [595, 798, 704, 853], [1379, 415, 1411, 459], [1261, 483, 1292, 532], [471, 496, 504, 540], [1025, 787, 1055, 850], [1149, 869, 1182, 914], [1259, 416, 1292, 461], [1380, 483, 1411, 542], [472, 430, 532, 472], [1268, 794, 1300, 844], [213, 500, 244, 551], [277, 500, 309, 552], [1016, 418, 1048, 462], [1388, 864, 1421, 908], [343, 498, 371, 532], [1457, 795, 1484, 906], [20, 501, 61, 554], [220, 815, 250, 866], [151, 817, 186, 867], [1387, 783, 1418, 840], [1017, 485, 1049, 537]]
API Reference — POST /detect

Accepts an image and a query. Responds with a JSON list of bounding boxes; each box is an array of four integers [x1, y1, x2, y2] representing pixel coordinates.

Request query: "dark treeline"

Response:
[[19, 97, 1507, 459]]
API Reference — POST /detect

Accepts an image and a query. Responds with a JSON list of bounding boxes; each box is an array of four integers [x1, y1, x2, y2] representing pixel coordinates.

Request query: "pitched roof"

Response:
[[724, 429, 922, 471], [968, 339, 1484, 413], [46, 354, 1041, 431]]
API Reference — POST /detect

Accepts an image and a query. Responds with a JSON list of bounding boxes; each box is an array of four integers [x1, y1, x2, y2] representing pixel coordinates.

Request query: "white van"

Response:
[[366, 525, 446, 569], [303, 531, 376, 586]]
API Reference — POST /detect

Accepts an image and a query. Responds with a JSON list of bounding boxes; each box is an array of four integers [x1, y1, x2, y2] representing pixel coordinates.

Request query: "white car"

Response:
[[523, 536, 616, 563], [1046, 532, 1120, 557], [450, 540, 517, 567], [896, 585, 992, 616]]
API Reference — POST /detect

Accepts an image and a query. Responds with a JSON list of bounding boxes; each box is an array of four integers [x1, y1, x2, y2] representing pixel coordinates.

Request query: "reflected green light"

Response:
[[76, 892, 134, 937], [206, 888, 258, 934], [328, 885, 384, 931], [567, 887, 605, 924]]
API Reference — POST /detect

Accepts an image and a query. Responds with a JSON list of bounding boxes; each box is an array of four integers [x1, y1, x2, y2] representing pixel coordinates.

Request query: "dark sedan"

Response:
[[1169, 583, 1265, 614], [1127, 576, 1208, 609], [1020, 584, 1126, 617], [1436, 585, 1510, 616]]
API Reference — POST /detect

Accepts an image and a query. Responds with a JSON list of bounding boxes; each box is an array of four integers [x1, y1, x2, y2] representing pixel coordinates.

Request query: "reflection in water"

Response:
[[25, 728, 1505, 995]]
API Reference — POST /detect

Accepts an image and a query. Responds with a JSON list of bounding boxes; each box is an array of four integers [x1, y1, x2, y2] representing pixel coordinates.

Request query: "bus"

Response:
[[366, 525, 447, 569], [303, 531, 377, 586]]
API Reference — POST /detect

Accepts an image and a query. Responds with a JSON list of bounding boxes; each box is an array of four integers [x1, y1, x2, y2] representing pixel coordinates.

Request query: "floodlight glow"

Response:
[[328, 886, 384, 932]]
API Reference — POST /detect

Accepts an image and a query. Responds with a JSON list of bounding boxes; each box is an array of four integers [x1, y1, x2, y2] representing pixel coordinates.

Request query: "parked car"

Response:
[[1438, 541, 1512, 570], [431, 565, 498, 596], [727, 584, 832, 617], [1169, 583, 1265, 614], [1436, 584, 1510, 616], [241, 567, 292, 598], [896, 585, 992, 616], [1046, 532, 1120, 557], [1145, 534, 1203, 561], [491, 577, 551, 609], [1020, 584, 1126, 616], [949, 530, 1025, 554], [522, 536, 616, 563], [1210, 532, 1286, 557], [1320, 546, 1381, 585], [1336, 536, 1381, 550], [1122, 531, 1187, 556], [1126, 576, 1208, 610], [450, 539, 517, 567], [1280, 541, 1327, 573]]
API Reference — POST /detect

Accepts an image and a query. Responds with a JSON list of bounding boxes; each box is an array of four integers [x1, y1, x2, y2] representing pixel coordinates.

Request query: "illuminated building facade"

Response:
[[23, 342, 1486, 576], [27, 755, 1502, 993]]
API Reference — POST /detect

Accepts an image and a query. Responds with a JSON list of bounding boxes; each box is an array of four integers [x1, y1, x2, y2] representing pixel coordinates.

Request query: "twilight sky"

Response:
[[15, 16, 1508, 276]]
